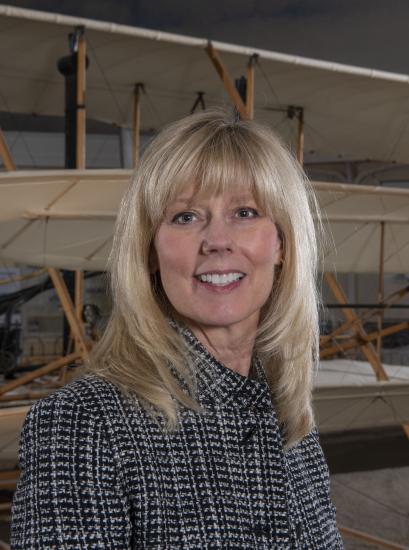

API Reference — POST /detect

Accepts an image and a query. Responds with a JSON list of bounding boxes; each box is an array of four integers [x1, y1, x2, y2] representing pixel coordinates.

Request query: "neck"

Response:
[[188, 318, 258, 377]]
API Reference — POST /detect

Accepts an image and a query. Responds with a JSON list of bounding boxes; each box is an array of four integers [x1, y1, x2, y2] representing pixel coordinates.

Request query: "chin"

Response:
[[185, 311, 258, 330]]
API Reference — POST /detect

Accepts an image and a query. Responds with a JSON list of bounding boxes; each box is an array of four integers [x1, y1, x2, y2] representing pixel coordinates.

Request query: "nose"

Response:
[[201, 217, 234, 255]]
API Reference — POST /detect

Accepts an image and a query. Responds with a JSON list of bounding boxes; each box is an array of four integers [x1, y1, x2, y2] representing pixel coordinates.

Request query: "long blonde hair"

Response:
[[88, 109, 322, 449]]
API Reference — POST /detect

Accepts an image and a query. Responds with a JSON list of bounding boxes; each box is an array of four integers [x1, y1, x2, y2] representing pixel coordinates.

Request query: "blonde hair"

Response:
[[88, 109, 322, 449]]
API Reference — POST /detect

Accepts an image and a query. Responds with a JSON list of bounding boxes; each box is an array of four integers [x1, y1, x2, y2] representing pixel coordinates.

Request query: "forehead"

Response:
[[167, 186, 257, 207], [167, 183, 259, 206]]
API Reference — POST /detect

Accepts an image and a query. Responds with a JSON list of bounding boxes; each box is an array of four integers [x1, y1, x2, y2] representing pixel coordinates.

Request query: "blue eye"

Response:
[[236, 207, 259, 218], [172, 212, 196, 224]]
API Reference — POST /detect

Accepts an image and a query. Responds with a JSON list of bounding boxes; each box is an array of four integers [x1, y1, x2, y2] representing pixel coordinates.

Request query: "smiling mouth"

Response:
[[195, 272, 245, 286]]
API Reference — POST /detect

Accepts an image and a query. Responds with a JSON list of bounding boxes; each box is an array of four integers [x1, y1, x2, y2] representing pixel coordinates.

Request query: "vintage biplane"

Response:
[[0, 5, 409, 548]]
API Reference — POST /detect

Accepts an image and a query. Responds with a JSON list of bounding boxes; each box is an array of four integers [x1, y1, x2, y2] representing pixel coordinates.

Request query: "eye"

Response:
[[172, 211, 197, 225], [235, 207, 259, 219]]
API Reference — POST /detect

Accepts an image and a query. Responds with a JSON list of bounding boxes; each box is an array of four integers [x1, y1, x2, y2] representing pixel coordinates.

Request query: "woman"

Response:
[[12, 110, 343, 549]]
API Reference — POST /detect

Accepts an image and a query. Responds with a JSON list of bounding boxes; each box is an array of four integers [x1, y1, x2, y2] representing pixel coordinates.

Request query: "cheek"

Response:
[[247, 225, 281, 268], [154, 231, 193, 281]]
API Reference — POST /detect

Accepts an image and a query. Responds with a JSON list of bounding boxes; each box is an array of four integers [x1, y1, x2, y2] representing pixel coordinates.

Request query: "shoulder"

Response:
[[26, 374, 124, 419], [20, 374, 138, 449], [18, 374, 146, 471]]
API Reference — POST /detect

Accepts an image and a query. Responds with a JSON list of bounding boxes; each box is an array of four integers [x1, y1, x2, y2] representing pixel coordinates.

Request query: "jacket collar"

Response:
[[173, 322, 272, 411]]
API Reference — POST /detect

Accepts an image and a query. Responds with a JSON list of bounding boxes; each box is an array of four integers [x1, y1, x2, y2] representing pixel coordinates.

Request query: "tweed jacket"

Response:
[[12, 326, 344, 549]]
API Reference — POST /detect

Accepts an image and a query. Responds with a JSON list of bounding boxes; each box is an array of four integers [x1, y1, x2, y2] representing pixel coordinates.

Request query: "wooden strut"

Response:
[[296, 107, 304, 165], [320, 284, 409, 346], [338, 525, 409, 550], [76, 27, 86, 171], [245, 55, 257, 120], [205, 42, 249, 120], [324, 272, 388, 381], [0, 352, 81, 396], [74, 269, 84, 352], [133, 83, 144, 168], [0, 128, 16, 170], [320, 320, 409, 358], [47, 268, 89, 361], [0, 390, 52, 402], [0, 33, 87, 392], [0, 470, 19, 480], [324, 253, 409, 439], [0, 501, 12, 509], [377, 221, 385, 356], [74, 26, 87, 357]]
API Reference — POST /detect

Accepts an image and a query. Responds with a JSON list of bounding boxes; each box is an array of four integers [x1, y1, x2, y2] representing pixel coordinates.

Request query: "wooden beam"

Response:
[[74, 28, 87, 347], [74, 268, 84, 354], [321, 284, 409, 345], [0, 390, 52, 402], [312, 179, 409, 197], [47, 268, 89, 360], [324, 272, 388, 381], [76, 27, 86, 170], [320, 321, 409, 358], [0, 470, 19, 480], [339, 525, 408, 550], [0, 352, 81, 396], [377, 221, 385, 356], [24, 209, 115, 220], [245, 55, 256, 120], [296, 107, 304, 165], [320, 213, 409, 224], [0, 128, 16, 171], [205, 41, 249, 120], [132, 83, 144, 168], [0, 479, 17, 490], [75, 270, 83, 322]]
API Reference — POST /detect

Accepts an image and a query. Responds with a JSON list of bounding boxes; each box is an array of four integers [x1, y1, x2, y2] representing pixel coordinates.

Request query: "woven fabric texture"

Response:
[[12, 327, 344, 549]]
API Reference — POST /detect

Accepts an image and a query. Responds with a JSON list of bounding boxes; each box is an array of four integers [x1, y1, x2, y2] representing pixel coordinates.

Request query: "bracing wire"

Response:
[[87, 36, 165, 130], [255, 59, 282, 107], [332, 477, 409, 520], [143, 90, 163, 129], [303, 119, 342, 159], [86, 36, 127, 125], [42, 217, 49, 273], [342, 397, 379, 431], [387, 111, 409, 162], [0, 268, 46, 286], [0, 88, 37, 168], [317, 395, 372, 428], [378, 394, 407, 426]]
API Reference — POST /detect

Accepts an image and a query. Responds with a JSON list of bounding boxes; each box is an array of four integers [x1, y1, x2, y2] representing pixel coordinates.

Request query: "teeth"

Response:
[[197, 272, 244, 285]]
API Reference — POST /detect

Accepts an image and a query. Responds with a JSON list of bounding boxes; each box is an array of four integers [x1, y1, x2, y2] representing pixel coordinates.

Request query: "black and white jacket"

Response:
[[12, 327, 344, 549]]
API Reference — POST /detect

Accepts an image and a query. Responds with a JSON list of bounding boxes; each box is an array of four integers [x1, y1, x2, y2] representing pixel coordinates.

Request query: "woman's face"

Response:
[[153, 185, 282, 332]]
